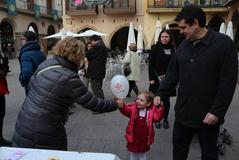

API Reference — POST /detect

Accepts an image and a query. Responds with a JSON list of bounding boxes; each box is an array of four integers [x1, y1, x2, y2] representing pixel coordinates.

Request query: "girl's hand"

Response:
[[153, 96, 161, 106], [113, 97, 124, 108]]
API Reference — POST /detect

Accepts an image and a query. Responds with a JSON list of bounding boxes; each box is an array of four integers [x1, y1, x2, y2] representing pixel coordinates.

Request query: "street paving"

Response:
[[3, 59, 239, 160]]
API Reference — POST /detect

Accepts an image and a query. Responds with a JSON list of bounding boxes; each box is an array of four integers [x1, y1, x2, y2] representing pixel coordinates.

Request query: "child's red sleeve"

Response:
[[153, 104, 165, 122], [119, 103, 133, 118]]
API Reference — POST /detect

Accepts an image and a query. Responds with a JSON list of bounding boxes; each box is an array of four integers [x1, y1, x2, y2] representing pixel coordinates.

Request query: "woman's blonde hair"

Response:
[[52, 37, 85, 64]]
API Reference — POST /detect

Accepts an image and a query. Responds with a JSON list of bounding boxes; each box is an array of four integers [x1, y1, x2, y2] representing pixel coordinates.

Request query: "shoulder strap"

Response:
[[36, 65, 62, 76]]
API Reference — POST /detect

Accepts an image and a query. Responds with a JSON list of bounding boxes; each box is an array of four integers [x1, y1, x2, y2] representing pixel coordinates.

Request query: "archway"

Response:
[[28, 23, 39, 40], [47, 25, 55, 35], [232, 10, 239, 51], [78, 28, 92, 33], [208, 15, 224, 32], [77, 27, 92, 44], [111, 26, 138, 54], [0, 21, 14, 58]]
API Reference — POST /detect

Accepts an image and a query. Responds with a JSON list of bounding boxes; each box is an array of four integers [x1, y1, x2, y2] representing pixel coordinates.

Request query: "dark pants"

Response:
[[149, 79, 159, 94], [128, 80, 139, 96], [162, 97, 170, 122], [173, 121, 219, 160], [91, 78, 104, 99], [0, 95, 6, 139]]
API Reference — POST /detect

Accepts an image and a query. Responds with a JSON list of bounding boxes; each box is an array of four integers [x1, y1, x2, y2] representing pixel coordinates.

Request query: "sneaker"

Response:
[[163, 121, 169, 129], [155, 122, 161, 129], [0, 138, 12, 146]]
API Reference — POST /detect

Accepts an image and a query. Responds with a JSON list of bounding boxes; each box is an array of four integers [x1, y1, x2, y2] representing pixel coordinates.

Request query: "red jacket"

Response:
[[0, 76, 8, 95], [120, 103, 164, 145]]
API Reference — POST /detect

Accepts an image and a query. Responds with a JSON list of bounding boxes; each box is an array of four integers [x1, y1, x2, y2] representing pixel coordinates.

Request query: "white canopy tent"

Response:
[[43, 29, 78, 40], [137, 25, 144, 53], [126, 22, 136, 51], [219, 22, 226, 34], [154, 20, 162, 44], [28, 26, 35, 33], [226, 21, 234, 41], [74, 29, 107, 37], [165, 24, 170, 30]]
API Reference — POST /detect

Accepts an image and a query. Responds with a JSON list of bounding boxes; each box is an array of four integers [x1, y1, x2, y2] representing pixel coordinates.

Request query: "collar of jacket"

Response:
[[20, 40, 40, 53], [186, 27, 214, 47], [54, 56, 78, 73], [198, 28, 214, 46]]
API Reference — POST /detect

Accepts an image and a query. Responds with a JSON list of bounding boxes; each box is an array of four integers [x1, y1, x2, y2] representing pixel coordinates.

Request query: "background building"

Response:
[[62, 0, 238, 53], [0, 0, 63, 59]]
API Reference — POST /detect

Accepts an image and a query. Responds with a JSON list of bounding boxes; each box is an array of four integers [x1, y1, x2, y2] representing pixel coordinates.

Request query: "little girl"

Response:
[[118, 91, 164, 160]]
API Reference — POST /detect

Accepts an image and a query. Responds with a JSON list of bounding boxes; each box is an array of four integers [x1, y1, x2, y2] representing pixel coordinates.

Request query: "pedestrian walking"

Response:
[[122, 43, 141, 98], [154, 4, 238, 160], [148, 29, 176, 129], [18, 31, 46, 95], [79, 42, 92, 89], [117, 91, 164, 160], [12, 37, 122, 150], [0, 52, 11, 146], [85, 35, 108, 99]]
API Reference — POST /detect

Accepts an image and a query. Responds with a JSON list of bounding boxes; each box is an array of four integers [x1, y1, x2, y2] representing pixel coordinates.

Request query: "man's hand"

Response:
[[203, 113, 219, 125], [153, 96, 161, 106]]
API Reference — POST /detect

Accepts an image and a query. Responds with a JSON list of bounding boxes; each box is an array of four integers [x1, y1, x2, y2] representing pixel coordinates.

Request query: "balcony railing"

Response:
[[8, 0, 62, 20], [103, 0, 136, 14], [66, 1, 98, 16], [148, 0, 229, 8]]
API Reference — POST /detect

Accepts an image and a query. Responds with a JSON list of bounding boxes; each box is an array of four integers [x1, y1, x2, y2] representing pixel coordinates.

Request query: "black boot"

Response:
[[0, 115, 12, 146], [155, 122, 161, 129], [163, 120, 169, 129]]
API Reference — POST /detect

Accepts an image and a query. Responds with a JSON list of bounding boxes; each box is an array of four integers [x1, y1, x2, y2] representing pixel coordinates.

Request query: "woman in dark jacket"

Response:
[[12, 37, 120, 150], [148, 29, 175, 129]]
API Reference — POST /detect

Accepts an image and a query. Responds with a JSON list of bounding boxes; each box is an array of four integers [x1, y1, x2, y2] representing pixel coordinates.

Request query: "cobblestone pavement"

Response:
[[3, 60, 239, 160]]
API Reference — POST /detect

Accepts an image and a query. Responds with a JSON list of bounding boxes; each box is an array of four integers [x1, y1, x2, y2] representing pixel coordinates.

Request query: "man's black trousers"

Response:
[[173, 121, 219, 160]]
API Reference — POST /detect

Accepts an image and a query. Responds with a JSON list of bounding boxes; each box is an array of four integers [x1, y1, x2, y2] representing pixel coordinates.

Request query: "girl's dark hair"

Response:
[[138, 91, 155, 103], [158, 29, 174, 46], [175, 4, 206, 28]]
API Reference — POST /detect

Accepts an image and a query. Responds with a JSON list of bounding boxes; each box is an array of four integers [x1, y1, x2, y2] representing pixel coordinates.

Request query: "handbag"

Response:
[[123, 53, 131, 76], [158, 75, 177, 97], [124, 64, 131, 76]]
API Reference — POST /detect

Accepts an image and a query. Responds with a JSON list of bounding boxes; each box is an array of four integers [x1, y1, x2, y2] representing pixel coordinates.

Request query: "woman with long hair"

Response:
[[148, 29, 176, 129]]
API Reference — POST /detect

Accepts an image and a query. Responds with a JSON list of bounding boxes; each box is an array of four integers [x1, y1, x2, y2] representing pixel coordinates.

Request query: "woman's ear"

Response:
[[193, 19, 199, 27]]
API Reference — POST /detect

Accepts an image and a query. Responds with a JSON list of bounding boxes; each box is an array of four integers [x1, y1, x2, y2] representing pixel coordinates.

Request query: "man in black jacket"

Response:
[[155, 5, 238, 160], [86, 35, 108, 99]]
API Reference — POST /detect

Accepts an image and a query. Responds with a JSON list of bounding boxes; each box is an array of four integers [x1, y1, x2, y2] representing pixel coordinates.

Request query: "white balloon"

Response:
[[110, 75, 129, 99]]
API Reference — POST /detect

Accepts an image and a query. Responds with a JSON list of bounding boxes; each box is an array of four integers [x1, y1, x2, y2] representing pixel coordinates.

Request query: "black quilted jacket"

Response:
[[12, 56, 118, 150]]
